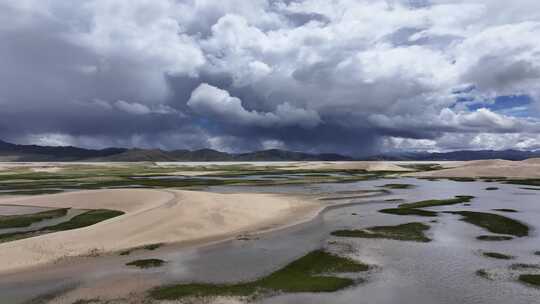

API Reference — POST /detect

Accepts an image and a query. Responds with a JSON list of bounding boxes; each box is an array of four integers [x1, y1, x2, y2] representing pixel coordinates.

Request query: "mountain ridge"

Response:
[[0, 139, 539, 162]]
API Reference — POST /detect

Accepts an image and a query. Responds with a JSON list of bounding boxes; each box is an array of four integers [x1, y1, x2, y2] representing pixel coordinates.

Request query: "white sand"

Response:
[[409, 158, 540, 178], [156, 161, 413, 172], [0, 189, 320, 273], [0, 161, 415, 173], [278, 161, 412, 172], [30, 167, 63, 173]]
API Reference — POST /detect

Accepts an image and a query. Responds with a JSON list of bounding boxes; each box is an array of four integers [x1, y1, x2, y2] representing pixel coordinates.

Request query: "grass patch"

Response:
[[0, 208, 68, 229], [379, 184, 414, 189], [476, 269, 490, 279], [150, 250, 369, 300], [0, 189, 64, 196], [398, 195, 474, 209], [510, 263, 540, 271], [492, 208, 518, 213], [518, 274, 540, 287], [0, 209, 124, 243], [446, 211, 529, 237], [143, 243, 162, 250], [0, 164, 399, 194], [506, 179, 540, 187], [379, 208, 437, 217], [485, 187, 499, 191], [331, 222, 431, 242], [120, 243, 163, 255], [0, 172, 380, 193], [126, 259, 166, 269], [45, 209, 124, 231], [481, 251, 514, 260], [400, 164, 443, 172], [449, 177, 476, 182], [477, 235, 513, 241]]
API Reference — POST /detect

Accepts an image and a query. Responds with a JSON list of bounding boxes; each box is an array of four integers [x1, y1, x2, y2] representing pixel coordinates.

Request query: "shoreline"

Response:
[[0, 187, 390, 275], [0, 189, 391, 304], [0, 188, 324, 274]]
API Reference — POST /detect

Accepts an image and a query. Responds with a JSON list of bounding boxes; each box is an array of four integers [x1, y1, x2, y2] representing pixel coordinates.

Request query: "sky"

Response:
[[1, 0, 540, 156]]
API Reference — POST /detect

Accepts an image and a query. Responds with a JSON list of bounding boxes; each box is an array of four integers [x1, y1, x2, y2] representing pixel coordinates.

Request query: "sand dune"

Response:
[[0, 161, 414, 173], [279, 161, 412, 172], [523, 158, 540, 165], [0, 189, 320, 273], [409, 158, 540, 178]]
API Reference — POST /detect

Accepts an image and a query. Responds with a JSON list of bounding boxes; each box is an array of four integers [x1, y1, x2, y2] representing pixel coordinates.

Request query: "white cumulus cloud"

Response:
[[188, 83, 321, 128]]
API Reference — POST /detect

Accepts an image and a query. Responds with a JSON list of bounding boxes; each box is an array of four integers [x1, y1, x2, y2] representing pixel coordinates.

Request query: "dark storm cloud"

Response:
[[2, 0, 540, 154]]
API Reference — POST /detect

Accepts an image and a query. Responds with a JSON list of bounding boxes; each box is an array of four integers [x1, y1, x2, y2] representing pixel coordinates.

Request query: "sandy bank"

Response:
[[0, 161, 416, 172], [279, 161, 412, 172], [408, 158, 540, 179], [0, 189, 320, 273]]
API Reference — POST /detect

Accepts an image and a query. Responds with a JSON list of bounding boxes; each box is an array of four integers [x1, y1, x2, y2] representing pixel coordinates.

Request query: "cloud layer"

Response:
[[1, 0, 540, 154]]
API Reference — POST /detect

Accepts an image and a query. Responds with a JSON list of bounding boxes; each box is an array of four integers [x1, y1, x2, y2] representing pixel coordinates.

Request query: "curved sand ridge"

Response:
[[0, 189, 320, 273]]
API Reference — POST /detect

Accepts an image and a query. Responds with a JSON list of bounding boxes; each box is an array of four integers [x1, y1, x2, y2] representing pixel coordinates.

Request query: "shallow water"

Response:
[[1, 178, 540, 303], [0, 208, 87, 234], [0, 204, 51, 216]]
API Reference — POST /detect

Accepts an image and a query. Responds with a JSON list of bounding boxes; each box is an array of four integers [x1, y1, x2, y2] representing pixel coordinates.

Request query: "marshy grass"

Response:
[[477, 235, 513, 241], [398, 195, 474, 209], [150, 250, 370, 300], [0, 189, 64, 196], [520, 187, 540, 191], [449, 177, 476, 182], [509, 263, 540, 271], [0, 208, 68, 229], [379, 208, 437, 217], [506, 179, 540, 187], [379, 183, 414, 189], [0, 209, 124, 243], [143, 243, 162, 250], [518, 274, 540, 287], [400, 164, 443, 172], [476, 269, 490, 279], [45, 209, 124, 231], [0, 168, 396, 194], [446, 211, 529, 237], [492, 208, 518, 213], [331, 222, 431, 242], [120, 243, 163, 256], [126, 259, 166, 269], [481, 251, 514, 260]]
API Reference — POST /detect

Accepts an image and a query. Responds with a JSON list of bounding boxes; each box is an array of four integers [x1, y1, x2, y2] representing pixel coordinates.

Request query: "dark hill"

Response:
[[1, 139, 538, 162]]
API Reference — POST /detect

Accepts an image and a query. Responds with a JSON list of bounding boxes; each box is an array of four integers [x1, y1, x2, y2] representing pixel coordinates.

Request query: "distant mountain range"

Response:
[[364, 150, 540, 161], [0, 139, 539, 162], [0, 139, 351, 162], [0, 139, 125, 161]]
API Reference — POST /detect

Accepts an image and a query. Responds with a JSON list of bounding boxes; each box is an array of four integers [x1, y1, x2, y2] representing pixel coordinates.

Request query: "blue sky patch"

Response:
[[454, 94, 534, 118]]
